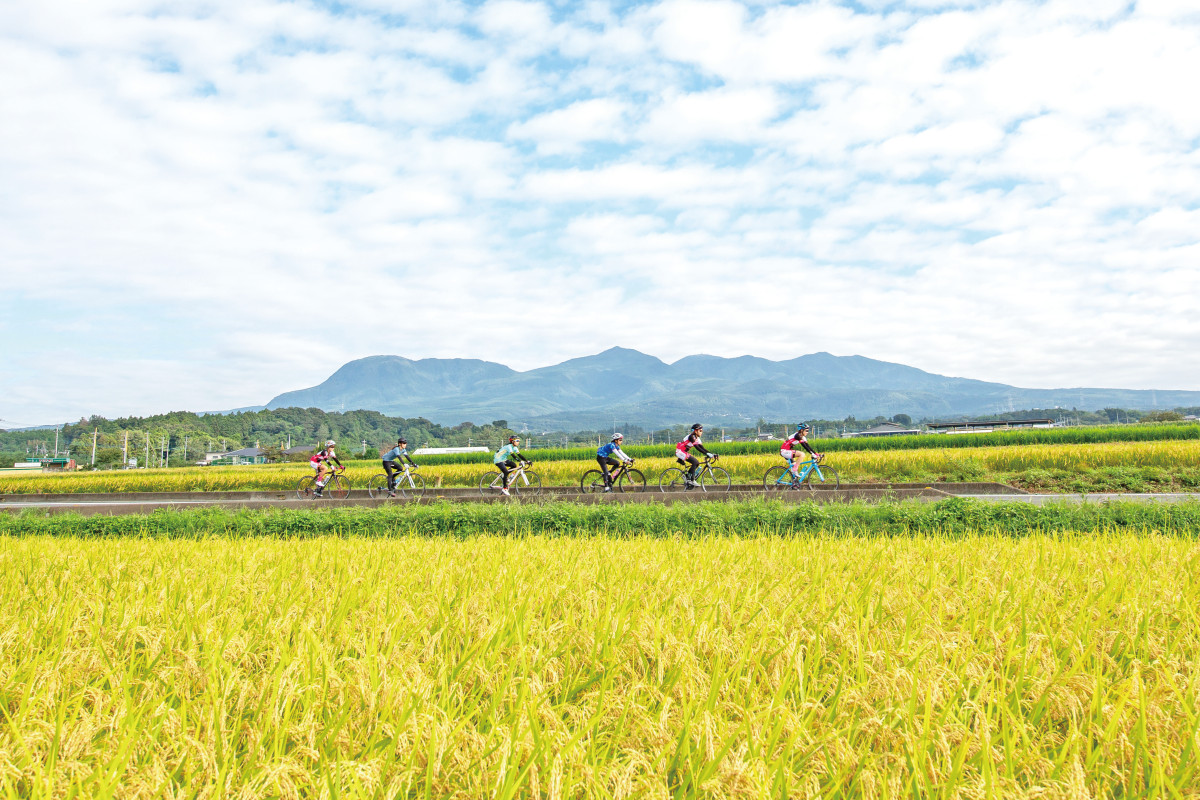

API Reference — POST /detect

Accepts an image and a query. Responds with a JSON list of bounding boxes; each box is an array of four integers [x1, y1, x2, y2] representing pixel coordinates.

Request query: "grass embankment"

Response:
[[4, 496, 1200, 538], [3, 523, 1200, 797], [3, 440, 1199, 494]]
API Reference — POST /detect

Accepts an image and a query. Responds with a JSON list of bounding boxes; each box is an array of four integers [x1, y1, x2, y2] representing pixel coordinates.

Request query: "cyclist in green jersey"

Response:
[[493, 435, 531, 496]]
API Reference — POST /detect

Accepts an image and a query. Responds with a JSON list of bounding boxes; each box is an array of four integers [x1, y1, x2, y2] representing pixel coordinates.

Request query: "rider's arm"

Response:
[[404, 451, 418, 467], [615, 445, 633, 462], [801, 439, 817, 456]]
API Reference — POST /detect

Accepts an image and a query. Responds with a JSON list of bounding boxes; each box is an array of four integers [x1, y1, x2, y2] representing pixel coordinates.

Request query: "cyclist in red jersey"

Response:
[[309, 440, 344, 497], [676, 423, 716, 487], [781, 423, 821, 477]]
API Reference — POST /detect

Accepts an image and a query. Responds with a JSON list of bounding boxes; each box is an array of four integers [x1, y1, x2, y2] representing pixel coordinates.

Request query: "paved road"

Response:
[[1, 483, 1197, 516]]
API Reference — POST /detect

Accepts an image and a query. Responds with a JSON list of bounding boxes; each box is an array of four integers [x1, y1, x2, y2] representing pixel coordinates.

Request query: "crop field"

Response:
[[3, 513, 1200, 798], [4, 439, 1199, 494]]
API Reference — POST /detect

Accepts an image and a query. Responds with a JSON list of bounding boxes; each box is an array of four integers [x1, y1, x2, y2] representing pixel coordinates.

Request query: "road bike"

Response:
[[296, 465, 350, 499], [658, 455, 730, 492], [763, 455, 840, 492], [479, 461, 542, 496], [580, 460, 646, 493], [367, 464, 426, 499]]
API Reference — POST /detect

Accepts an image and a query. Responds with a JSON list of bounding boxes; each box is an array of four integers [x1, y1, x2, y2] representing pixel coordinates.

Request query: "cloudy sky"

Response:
[[2, 0, 1198, 426]]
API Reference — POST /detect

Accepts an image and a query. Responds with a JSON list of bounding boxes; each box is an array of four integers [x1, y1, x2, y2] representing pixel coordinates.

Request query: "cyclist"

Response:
[[676, 423, 716, 488], [595, 433, 634, 492], [381, 437, 418, 497], [309, 439, 343, 497], [493, 435, 531, 496], [781, 423, 821, 478]]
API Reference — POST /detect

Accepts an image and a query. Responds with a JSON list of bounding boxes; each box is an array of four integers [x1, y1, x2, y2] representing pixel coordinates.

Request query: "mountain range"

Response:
[[262, 349, 1200, 430]]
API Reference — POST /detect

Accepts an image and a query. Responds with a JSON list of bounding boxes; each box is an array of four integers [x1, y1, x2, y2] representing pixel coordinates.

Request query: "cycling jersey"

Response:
[[310, 447, 336, 463], [596, 442, 631, 461], [494, 444, 522, 465], [382, 446, 414, 463], [782, 433, 817, 459], [676, 433, 702, 454]]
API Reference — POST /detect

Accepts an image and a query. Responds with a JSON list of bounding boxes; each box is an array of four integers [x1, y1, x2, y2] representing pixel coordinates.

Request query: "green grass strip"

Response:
[[4, 497, 1200, 539]]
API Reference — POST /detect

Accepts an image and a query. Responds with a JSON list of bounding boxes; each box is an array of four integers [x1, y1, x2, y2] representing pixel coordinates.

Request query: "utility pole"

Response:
[[54, 426, 59, 457], [145, 432, 150, 469], [91, 429, 97, 466], [183, 436, 188, 463], [122, 431, 128, 468]]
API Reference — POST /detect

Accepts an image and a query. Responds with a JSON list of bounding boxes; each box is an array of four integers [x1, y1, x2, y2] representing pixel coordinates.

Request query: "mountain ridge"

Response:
[[264, 348, 1200, 429]]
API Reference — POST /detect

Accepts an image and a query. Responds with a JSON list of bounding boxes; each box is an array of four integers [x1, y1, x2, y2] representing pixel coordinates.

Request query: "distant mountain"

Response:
[[264, 348, 1200, 429]]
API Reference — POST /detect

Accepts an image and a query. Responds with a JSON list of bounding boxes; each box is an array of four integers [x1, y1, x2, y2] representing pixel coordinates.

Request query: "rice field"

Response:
[[3, 439, 1199, 494], [2, 529, 1199, 798]]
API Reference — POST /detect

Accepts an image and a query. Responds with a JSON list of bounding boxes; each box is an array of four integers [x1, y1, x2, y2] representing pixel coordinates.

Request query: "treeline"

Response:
[[0, 408, 519, 468]]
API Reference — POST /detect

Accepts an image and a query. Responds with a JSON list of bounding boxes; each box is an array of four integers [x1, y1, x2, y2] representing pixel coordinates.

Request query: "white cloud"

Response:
[[2, 0, 1200, 424]]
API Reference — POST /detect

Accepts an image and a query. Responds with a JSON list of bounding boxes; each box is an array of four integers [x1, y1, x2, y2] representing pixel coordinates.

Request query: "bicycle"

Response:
[[580, 460, 646, 493], [658, 455, 730, 492], [479, 461, 542, 496], [763, 455, 840, 492], [296, 465, 350, 499], [367, 464, 426, 499]]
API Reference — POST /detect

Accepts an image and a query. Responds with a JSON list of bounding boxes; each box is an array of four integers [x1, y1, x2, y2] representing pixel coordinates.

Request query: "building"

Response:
[[841, 422, 922, 438], [204, 447, 268, 466], [927, 418, 1054, 434]]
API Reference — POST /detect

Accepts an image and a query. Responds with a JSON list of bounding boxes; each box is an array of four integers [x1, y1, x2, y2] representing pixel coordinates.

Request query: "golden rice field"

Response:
[[2, 532, 1198, 798], [3, 439, 1199, 493]]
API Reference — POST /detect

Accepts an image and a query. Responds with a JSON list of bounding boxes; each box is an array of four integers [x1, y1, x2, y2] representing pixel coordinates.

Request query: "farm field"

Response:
[[4, 439, 1199, 494], [3, 520, 1200, 798]]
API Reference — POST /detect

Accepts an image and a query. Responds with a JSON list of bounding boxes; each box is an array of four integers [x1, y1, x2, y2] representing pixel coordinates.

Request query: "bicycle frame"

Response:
[[492, 463, 533, 488], [777, 457, 825, 486]]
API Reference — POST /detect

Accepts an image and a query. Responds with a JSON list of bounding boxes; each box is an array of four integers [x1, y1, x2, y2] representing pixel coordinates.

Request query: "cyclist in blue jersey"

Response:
[[596, 433, 634, 492], [493, 435, 531, 496], [381, 437, 418, 497]]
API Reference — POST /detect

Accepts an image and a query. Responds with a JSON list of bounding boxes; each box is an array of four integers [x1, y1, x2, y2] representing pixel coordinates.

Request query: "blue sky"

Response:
[[2, 0, 1199, 426]]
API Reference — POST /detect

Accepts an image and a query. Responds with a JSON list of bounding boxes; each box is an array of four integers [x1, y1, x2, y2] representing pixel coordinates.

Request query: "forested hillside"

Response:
[[0, 408, 516, 468]]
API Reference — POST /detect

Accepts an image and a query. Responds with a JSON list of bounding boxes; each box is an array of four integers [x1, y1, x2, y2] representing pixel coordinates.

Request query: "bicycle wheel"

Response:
[[514, 471, 542, 496], [803, 465, 839, 491], [763, 465, 799, 491], [658, 467, 688, 492], [296, 475, 318, 500], [479, 471, 502, 495], [326, 474, 350, 500], [397, 472, 426, 499], [367, 473, 390, 499], [699, 466, 731, 492], [618, 468, 646, 492], [580, 470, 607, 493]]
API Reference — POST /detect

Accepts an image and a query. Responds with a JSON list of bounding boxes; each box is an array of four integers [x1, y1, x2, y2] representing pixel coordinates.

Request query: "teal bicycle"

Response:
[[763, 455, 839, 492]]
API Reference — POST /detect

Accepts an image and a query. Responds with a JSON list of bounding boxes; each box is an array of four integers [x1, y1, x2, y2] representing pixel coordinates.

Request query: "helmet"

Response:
[[611, 432, 624, 441], [326, 440, 336, 447], [796, 423, 811, 432], [691, 423, 703, 431], [508, 435, 519, 443], [397, 438, 407, 445]]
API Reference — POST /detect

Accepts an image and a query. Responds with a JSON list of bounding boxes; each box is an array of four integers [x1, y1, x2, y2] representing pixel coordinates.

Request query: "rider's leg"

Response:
[[597, 456, 616, 486], [383, 459, 399, 490], [784, 453, 798, 477], [685, 455, 700, 481], [499, 460, 515, 488]]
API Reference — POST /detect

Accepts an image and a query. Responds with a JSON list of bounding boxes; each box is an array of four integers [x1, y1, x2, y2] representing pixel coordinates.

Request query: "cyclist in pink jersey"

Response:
[[676, 423, 716, 487], [309, 440, 344, 497], [781, 423, 821, 478]]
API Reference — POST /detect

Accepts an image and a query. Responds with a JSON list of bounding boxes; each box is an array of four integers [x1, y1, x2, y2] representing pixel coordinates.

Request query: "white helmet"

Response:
[[611, 432, 624, 441], [326, 440, 336, 447]]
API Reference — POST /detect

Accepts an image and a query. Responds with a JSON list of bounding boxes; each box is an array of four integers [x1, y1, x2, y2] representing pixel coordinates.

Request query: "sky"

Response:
[[2, 0, 1199, 427]]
